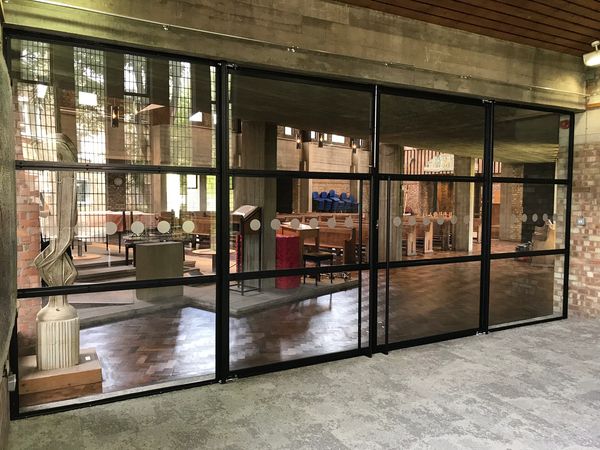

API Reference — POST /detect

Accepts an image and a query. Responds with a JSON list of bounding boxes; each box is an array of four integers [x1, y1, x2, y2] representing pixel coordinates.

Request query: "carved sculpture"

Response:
[[33, 134, 80, 370]]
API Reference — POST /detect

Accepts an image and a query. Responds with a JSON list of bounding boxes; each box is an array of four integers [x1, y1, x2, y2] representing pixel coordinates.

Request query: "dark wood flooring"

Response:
[[77, 258, 558, 397]]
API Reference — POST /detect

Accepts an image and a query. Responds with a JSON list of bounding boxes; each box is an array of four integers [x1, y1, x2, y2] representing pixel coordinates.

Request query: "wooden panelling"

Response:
[[340, 0, 600, 55]]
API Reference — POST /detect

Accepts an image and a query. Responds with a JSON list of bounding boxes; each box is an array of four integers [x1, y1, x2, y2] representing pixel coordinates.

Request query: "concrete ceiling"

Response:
[[339, 0, 600, 56], [231, 73, 561, 163]]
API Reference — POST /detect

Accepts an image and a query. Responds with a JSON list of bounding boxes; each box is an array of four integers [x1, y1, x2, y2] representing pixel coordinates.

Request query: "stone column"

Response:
[[234, 121, 277, 277], [453, 156, 475, 252], [0, 21, 17, 373], [378, 143, 403, 260], [499, 164, 524, 242], [298, 130, 311, 212]]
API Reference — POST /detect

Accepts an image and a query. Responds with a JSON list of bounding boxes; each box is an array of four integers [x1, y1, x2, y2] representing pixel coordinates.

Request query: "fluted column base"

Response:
[[36, 296, 80, 371]]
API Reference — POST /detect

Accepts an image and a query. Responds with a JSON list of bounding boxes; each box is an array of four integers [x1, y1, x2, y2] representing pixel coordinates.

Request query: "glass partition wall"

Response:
[[227, 70, 372, 372], [6, 32, 573, 416]]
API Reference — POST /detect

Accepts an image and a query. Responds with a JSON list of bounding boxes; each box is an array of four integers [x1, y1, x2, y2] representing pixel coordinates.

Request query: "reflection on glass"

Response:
[[379, 94, 484, 175], [229, 73, 372, 172], [229, 271, 368, 370], [230, 177, 370, 275], [494, 106, 568, 179], [378, 262, 480, 344], [16, 285, 216, 410], [489, 255, 564, 326], [491, 183, 566, 254], [11, 38, 216, 167], [16, 170, 218, 289], [379, 181, 483, 262]]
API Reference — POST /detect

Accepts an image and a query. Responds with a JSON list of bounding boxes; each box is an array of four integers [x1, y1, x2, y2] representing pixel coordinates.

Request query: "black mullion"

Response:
[[377, 254, 482, 270], [15, 378, 217, 419], [492, 176, 568, 185], [17, 275, 218, 299], [378, 173, 483, 183], [489, 248, 566, 260], [384, 177, 391, 353], [563, 112, 575, 318], [358, 179, 364, 350], [215, 62, 230, 383], [229, 168, 369, 181], [231, 65, 373, 93], [494, 100, 573, 115], [378, 327, 479, 352], [368, 85, 380, 356], [480, 100, 494, 334], [15, 160, 219, 175], [230, 348, 367, 379], [9, 316, 19, 419], [378, 85, 483, 107], [489, 315, 564, 332], [229, 264, 369, 282]]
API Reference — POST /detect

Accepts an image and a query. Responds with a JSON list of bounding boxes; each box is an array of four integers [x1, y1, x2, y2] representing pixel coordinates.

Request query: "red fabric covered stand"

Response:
[[276, 235, 301, 289]]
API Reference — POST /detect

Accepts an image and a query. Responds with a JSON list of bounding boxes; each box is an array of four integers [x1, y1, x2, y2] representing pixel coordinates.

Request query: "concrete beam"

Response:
[[2, 0, 586, 110]]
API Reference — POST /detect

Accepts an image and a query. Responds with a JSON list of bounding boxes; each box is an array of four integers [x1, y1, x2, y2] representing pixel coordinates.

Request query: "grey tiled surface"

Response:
[[9, 317, 600, 450]]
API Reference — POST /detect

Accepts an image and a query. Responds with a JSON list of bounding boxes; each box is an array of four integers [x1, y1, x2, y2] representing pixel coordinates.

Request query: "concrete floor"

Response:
[[8, 317, 600, 450]]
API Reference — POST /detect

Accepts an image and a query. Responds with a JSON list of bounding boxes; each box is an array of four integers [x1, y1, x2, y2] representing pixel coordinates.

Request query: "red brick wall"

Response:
[[14, 93, 43, 354], [569, 141, 600, 318]]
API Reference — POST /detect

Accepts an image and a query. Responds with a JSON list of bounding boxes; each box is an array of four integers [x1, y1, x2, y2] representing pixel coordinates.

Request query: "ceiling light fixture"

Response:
[[583, 40, 600, 67]]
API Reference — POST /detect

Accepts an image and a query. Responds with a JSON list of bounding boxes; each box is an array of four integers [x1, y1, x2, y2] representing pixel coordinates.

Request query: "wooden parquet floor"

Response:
[[80, 259, 556, 396]]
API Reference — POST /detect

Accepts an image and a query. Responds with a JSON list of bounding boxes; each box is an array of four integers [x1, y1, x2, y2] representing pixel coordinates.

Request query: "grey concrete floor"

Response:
[[8, 317, 600, 450]]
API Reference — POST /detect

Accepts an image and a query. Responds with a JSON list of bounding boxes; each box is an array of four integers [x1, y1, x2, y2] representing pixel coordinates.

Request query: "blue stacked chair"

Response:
[[312, 191, 325, 211], [348, 194, 359, 212], [328, 189, 342, 212], [320, 192, 333, 212], [339, 192, 350, 212]]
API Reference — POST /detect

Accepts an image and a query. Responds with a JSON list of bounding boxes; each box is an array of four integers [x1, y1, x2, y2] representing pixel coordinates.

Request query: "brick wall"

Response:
[[569, 141, 600, 317], [569, 67, 600, 318], [13, 86, 43, 355]]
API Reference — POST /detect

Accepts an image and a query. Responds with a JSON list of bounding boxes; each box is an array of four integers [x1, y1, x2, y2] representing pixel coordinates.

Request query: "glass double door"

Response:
[[377, 179, 482, 346]]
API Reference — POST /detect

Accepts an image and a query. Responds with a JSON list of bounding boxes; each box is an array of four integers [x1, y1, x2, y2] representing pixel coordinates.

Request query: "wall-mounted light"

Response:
[[111, 105, 120, 128], [318, 133, 324, 148], [296, 134, 302, 149], [583, 40, 600, 67]]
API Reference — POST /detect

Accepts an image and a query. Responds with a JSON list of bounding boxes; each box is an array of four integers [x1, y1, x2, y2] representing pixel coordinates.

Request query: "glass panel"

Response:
[[16, 284, 215, 410], [230, 176, 370, 274], [229, 73, 372, 172], [378, 262, 480, 344], [491, 183, 566, 254], [229, 270, 368, 370], [378, 181, 483, 262], [16, 169, 217, 289], [489, 255, 564, 326], [494, 106, 568, 180], [10, 38, 216, 167], [379, 94, 484, 175]]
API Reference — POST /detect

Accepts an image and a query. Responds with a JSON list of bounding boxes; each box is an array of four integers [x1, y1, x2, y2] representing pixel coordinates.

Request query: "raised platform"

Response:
[[18, 348, 102, 407]]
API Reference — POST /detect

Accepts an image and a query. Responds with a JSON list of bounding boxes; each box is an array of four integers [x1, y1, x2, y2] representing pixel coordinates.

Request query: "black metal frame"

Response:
[[4, 28, 574, 419]]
